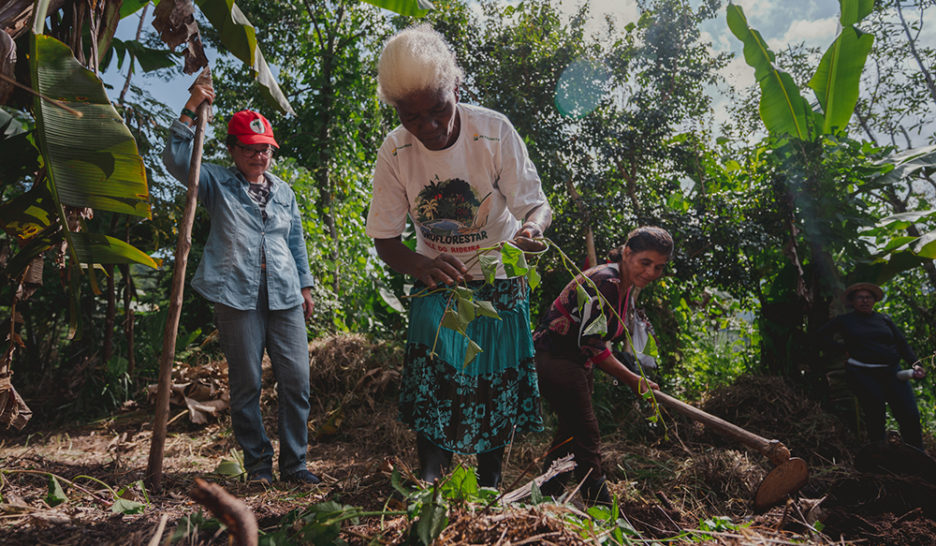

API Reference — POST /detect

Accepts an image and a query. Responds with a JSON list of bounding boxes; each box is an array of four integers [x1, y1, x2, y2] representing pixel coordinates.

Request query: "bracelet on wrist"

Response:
[[181, 107, 198, 120]]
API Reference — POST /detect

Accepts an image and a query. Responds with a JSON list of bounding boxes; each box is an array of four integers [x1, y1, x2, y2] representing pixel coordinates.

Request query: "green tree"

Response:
[[726, 0, 936, 377]]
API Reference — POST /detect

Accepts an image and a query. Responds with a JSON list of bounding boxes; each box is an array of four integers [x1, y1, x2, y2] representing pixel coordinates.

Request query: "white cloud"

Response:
[[700, 29, 734, 54], [769, 17, 838, 50], [723, 54, 756, 90], [732, 0, 775, 20], [557, 0, 639, 36]]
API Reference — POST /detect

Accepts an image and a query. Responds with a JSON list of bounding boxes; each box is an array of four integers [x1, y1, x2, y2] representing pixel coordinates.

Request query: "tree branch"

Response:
[[896, 0, 936, 103], [190, 478, 258, 546]]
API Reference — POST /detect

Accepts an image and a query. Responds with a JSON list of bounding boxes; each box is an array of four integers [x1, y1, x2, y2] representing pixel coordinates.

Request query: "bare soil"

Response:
[[2, 335, 935, 545]]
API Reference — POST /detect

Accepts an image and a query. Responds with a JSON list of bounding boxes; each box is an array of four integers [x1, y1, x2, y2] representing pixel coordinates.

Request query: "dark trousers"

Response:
[[535, 351, 603, 481], [846, 364, 923, 449]]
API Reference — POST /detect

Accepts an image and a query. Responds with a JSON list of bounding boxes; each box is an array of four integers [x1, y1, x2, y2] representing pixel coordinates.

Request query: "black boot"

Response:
[[476, 447, 505, 488], [580, 476, 613, 507], [538, 447, 571, 498], [417, 434, 452, 483], [539, 472, 569, 498]]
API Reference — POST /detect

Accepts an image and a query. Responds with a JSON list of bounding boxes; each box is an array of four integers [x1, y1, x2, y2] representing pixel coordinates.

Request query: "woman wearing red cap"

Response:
[[819, 282, 926, 450], [163, 83, 319, 486]]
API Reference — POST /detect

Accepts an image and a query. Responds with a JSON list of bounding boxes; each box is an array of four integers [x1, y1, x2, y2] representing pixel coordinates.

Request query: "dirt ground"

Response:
[[2, 334, 936, 545]]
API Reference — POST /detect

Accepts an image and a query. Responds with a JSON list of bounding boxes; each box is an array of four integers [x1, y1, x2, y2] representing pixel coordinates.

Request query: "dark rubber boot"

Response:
[[417, 434, 452, 483], [581, 477, 613, 507], [476, 447, 505, 488], [539, 472, 569, 498], [538, 447, 571, 498]]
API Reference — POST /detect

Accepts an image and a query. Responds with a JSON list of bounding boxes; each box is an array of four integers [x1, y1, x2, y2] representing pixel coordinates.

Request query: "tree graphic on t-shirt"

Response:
[[415, 177, 481, 229]]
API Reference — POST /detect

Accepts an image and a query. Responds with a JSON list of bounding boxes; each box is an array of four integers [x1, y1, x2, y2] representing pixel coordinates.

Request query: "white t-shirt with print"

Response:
[[366, 103, 547, 279]]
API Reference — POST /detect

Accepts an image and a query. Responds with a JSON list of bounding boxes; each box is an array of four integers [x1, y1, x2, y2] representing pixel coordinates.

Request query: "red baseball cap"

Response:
[[227, 110, 278, 148]]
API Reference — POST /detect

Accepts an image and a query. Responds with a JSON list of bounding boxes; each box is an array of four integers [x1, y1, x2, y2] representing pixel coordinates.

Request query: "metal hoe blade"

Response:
[[754, 457, 809, 511]]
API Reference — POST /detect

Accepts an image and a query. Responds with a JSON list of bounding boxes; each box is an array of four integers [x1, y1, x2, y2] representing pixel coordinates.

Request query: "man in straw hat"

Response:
[[819, 282, 927, 449]]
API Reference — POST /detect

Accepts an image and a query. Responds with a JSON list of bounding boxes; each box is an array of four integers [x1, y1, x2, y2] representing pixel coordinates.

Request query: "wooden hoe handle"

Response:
[[653, 391, 792, 466]]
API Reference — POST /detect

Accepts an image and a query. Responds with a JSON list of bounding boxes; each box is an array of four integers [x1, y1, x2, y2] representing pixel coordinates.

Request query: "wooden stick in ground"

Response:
[[190, 478, 258, 546], [146, 67, 212, 491]]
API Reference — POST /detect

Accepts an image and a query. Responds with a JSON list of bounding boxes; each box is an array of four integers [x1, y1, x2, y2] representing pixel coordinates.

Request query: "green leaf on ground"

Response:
[[530, 481, 544, 504], [112, 498, 146, 514], [45, 475, 66, 507], [442, 465, 479, 501], [214, 459, 245, 477]]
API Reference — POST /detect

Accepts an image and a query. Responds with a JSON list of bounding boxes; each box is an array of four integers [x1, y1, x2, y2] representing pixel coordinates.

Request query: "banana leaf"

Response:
[[870, 144, 936, 190], [31, 33, 151, 218], [848, 251, 930, 286], [104, 38, 178, 73], [28, 0, 156, 271], [839, 0, 874, 27], [195, 0, 295, 115], [362, 0, 432, 16], [727, 3, 817, 141], [0, 186, 54, 241], [119, 0, 151, 19], [71, 232, 159, 268], [808, 0, 873, 134]]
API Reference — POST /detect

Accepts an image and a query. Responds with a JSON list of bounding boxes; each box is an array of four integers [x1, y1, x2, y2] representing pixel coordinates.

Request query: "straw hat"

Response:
[[843, 282, 883, 302]]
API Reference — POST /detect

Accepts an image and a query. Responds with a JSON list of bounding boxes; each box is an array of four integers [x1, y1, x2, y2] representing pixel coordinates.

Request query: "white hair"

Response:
[[377, 24, 464, 106]]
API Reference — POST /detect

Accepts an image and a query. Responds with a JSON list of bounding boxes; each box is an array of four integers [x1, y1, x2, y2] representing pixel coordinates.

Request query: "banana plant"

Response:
[[726, 0, 874, 140], [856, 145, 936, 279]]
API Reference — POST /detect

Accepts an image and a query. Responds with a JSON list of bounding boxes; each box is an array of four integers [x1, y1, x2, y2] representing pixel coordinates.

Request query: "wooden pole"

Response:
[[653, 391, 793, 467], [146, 68, 212, 491]]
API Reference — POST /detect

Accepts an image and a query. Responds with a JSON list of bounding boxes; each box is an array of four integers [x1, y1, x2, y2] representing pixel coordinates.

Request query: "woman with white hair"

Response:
[[365, 24, 552, 487]]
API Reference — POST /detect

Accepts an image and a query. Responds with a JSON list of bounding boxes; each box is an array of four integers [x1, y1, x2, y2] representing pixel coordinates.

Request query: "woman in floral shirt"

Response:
[[533, 226, 672, 505]]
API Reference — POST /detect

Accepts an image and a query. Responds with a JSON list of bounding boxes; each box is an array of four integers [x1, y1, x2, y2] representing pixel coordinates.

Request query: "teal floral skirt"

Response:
[[400, 278, 543, 454]]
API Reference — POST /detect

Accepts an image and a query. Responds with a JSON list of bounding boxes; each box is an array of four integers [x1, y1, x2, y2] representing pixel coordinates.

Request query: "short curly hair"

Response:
[[377, 24, 464, 106]]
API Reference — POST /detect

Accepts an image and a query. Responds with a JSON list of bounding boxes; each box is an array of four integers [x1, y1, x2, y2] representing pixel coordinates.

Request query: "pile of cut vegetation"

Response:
[[698, 374, 853, 466]]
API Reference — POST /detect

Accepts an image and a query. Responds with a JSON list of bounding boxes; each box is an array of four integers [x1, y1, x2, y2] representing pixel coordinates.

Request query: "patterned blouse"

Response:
[[533, 263, 633, 368]]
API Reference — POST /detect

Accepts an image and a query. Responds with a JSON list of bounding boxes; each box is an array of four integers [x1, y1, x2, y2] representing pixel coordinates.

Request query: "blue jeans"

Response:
[[846, 364, 923, 449], [214, 273, 310, 476]]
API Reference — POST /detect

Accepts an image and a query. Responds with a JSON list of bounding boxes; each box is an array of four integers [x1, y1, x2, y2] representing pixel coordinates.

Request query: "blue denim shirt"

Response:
[[162, 120, 314, 311]]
